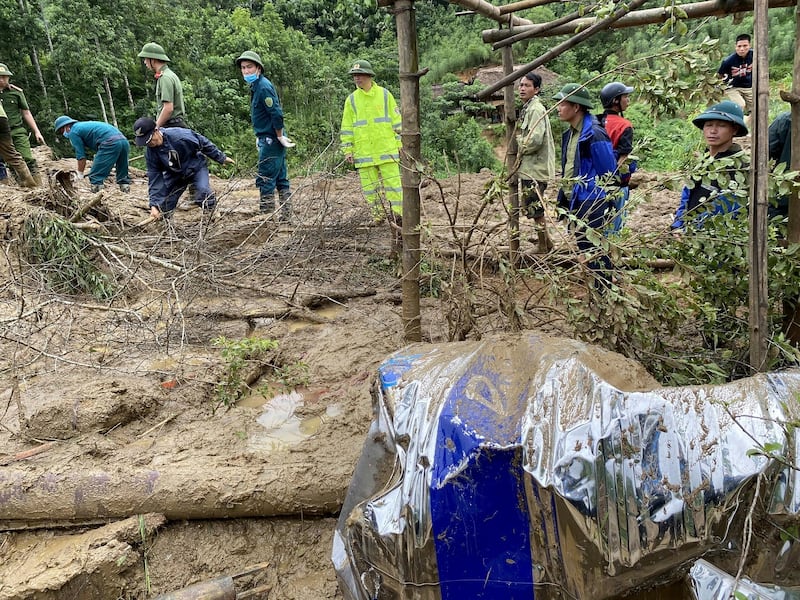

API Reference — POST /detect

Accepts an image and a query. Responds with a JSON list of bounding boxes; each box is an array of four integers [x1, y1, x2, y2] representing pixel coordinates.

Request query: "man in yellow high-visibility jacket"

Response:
[[340, 60, 402, 223]]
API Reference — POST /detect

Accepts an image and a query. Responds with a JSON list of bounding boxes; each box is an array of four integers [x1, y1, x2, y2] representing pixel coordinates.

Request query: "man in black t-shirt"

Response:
[[717, 33, 753, 117]]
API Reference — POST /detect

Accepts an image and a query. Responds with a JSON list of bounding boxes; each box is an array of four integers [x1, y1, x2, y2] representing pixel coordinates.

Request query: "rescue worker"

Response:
[[554, 83, 617, 287], [0, 102, 36, 187], [133, 116, 234, 219], [54, 116, 132, 193], [768, 111, 791, 220], [340, 59, 402, 225], [717, 33, 753, 118], [516, 71, 555, 253], [671, 101, 749, 230], [235, 50, 293, 221], [137, 42, 188, 129], [0, 62, 46, 184], [598, 81, 636, 234]]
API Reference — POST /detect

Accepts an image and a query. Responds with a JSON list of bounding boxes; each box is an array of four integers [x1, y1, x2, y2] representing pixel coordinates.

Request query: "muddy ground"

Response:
[[0, 148, 679, 599]]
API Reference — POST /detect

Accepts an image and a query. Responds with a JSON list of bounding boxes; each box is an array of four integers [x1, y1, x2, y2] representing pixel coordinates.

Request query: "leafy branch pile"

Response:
[[22, 212, 115, 300]]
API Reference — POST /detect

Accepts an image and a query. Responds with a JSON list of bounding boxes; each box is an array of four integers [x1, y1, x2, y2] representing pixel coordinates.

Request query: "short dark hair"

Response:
[[524, 72, 542, 88], [736, 33, 751, 42]]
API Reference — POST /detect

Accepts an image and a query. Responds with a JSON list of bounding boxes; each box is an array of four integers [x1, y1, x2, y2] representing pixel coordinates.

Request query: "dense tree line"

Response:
[[0, 1, 796, 174]]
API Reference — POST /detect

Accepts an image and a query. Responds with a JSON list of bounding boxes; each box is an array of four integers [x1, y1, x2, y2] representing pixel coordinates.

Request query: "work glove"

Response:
[[278, 135, 295, 148]]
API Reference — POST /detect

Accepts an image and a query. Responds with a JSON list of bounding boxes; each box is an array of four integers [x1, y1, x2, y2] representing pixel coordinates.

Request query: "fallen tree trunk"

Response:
[[0, 462, 344, 529]]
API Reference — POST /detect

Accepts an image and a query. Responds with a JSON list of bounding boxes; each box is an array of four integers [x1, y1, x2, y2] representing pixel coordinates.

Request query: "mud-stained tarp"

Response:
[[688, 560, 800, 600], [332, 334, 800, 600]]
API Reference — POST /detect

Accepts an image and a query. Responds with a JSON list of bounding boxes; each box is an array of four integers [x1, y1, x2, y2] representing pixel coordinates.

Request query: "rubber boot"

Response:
[[259, 191, 275, 215], [0, 136, 35, 187], [535, 224, 554, 254], [278, 188, 293, 223]]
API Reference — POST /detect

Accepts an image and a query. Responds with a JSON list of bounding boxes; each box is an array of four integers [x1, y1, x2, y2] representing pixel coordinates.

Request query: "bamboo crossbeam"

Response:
[[448, 0, 533, 26], [498, 0, 560, 15], [477, 0, 648, 100], [493, 10, 584, 49], [483, 0, 796, 42]]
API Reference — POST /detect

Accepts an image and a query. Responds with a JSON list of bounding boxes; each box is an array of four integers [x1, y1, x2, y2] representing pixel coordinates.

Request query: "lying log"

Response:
[[0, 514, 166, 599], [152, 562, 270, 600], [0, 462, 344, 529]]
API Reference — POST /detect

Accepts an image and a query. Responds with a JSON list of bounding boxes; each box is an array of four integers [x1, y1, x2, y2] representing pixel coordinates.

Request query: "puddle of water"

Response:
[[249, 390, 341, 452], [286, 303, 345, 332]]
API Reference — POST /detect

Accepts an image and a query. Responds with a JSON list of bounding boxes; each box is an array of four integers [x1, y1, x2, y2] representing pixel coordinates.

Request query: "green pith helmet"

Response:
[[54, 115, 77, 133], [348, 60, 375, 76], [235, 50, 263, 70], [553, 83, 594, 109], [137, 42, 170, 62], [692, 100, 748, 137], [0, 63, 12, 77]]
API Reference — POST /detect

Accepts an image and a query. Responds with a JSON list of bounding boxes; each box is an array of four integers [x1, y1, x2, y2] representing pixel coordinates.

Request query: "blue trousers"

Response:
[[162, 167, 216, 212], [605, 186, 629, 235], [256, 136, 289, 195], [89, 136, 131, 186], [572, 196, 613, 285]]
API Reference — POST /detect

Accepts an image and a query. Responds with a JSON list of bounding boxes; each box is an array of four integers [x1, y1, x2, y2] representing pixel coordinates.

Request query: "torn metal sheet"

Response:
[[688, 559, 800, 600], [332, 334, 800, 599]]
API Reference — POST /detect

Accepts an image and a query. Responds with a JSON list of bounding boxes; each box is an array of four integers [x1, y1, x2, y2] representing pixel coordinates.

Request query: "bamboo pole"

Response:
[[493, 10, 584, 50], [476, 0, 648, 101], [394, 0, 423, 342], [502, 47, 520, 261], [482, 0, 796, 43], [785, 2, 800, 345], [446, 0, 532, 26], [498, 0, 559, 15], [749, 2, 769, 372]]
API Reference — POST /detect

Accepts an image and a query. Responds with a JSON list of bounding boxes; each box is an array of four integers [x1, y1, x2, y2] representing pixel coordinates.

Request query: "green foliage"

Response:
[[545, 144, 800, 384], [420, 260, 443, 298], [212, 336, 279, 409], [664, 208, 800, 381], [260, 361, 311, 397], [421, 81, 500, 174], [624, 103, 694, 171], [22, 213, 115, 299]]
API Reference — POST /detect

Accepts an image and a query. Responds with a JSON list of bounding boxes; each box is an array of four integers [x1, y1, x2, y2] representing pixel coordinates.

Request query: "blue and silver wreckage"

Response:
[[332, 334, 800, 599]]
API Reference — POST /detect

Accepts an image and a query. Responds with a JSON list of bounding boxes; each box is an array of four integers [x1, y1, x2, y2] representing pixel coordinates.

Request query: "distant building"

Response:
[[470, 65, 559, 122]]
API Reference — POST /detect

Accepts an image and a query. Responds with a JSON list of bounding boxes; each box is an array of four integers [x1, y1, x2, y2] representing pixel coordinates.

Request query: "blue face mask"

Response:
[[243, 73, 259, 84], [62, 130, 70, 138]]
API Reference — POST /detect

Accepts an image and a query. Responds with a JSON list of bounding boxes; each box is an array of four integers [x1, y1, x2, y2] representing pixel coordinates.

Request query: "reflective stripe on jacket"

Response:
[[340, 84, 401, 166]]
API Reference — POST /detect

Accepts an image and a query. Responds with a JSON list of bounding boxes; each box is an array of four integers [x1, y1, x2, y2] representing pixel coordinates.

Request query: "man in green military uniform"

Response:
[[137, 43, 187, 129], [0, 63, 46, 184], [0, 102, 36, 187]]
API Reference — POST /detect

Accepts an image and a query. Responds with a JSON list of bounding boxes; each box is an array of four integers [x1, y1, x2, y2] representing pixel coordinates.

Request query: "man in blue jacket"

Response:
[[54, 115, 132, 193], [671, 101, 748, 231], [133, 117, 234, 219], [235, 50, 293, 221], [553, 83, 617, 284]]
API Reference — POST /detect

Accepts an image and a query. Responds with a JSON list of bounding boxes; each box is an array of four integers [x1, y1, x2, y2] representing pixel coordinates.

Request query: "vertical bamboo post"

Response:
[[749, 2, 769, 371], [784, 2, 800, 344], [393, 0, 423, 342], [502, 46, 520, 261]]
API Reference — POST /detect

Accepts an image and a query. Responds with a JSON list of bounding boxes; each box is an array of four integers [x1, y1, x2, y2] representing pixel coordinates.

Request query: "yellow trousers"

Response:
[[357, 160, 402, 219]]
